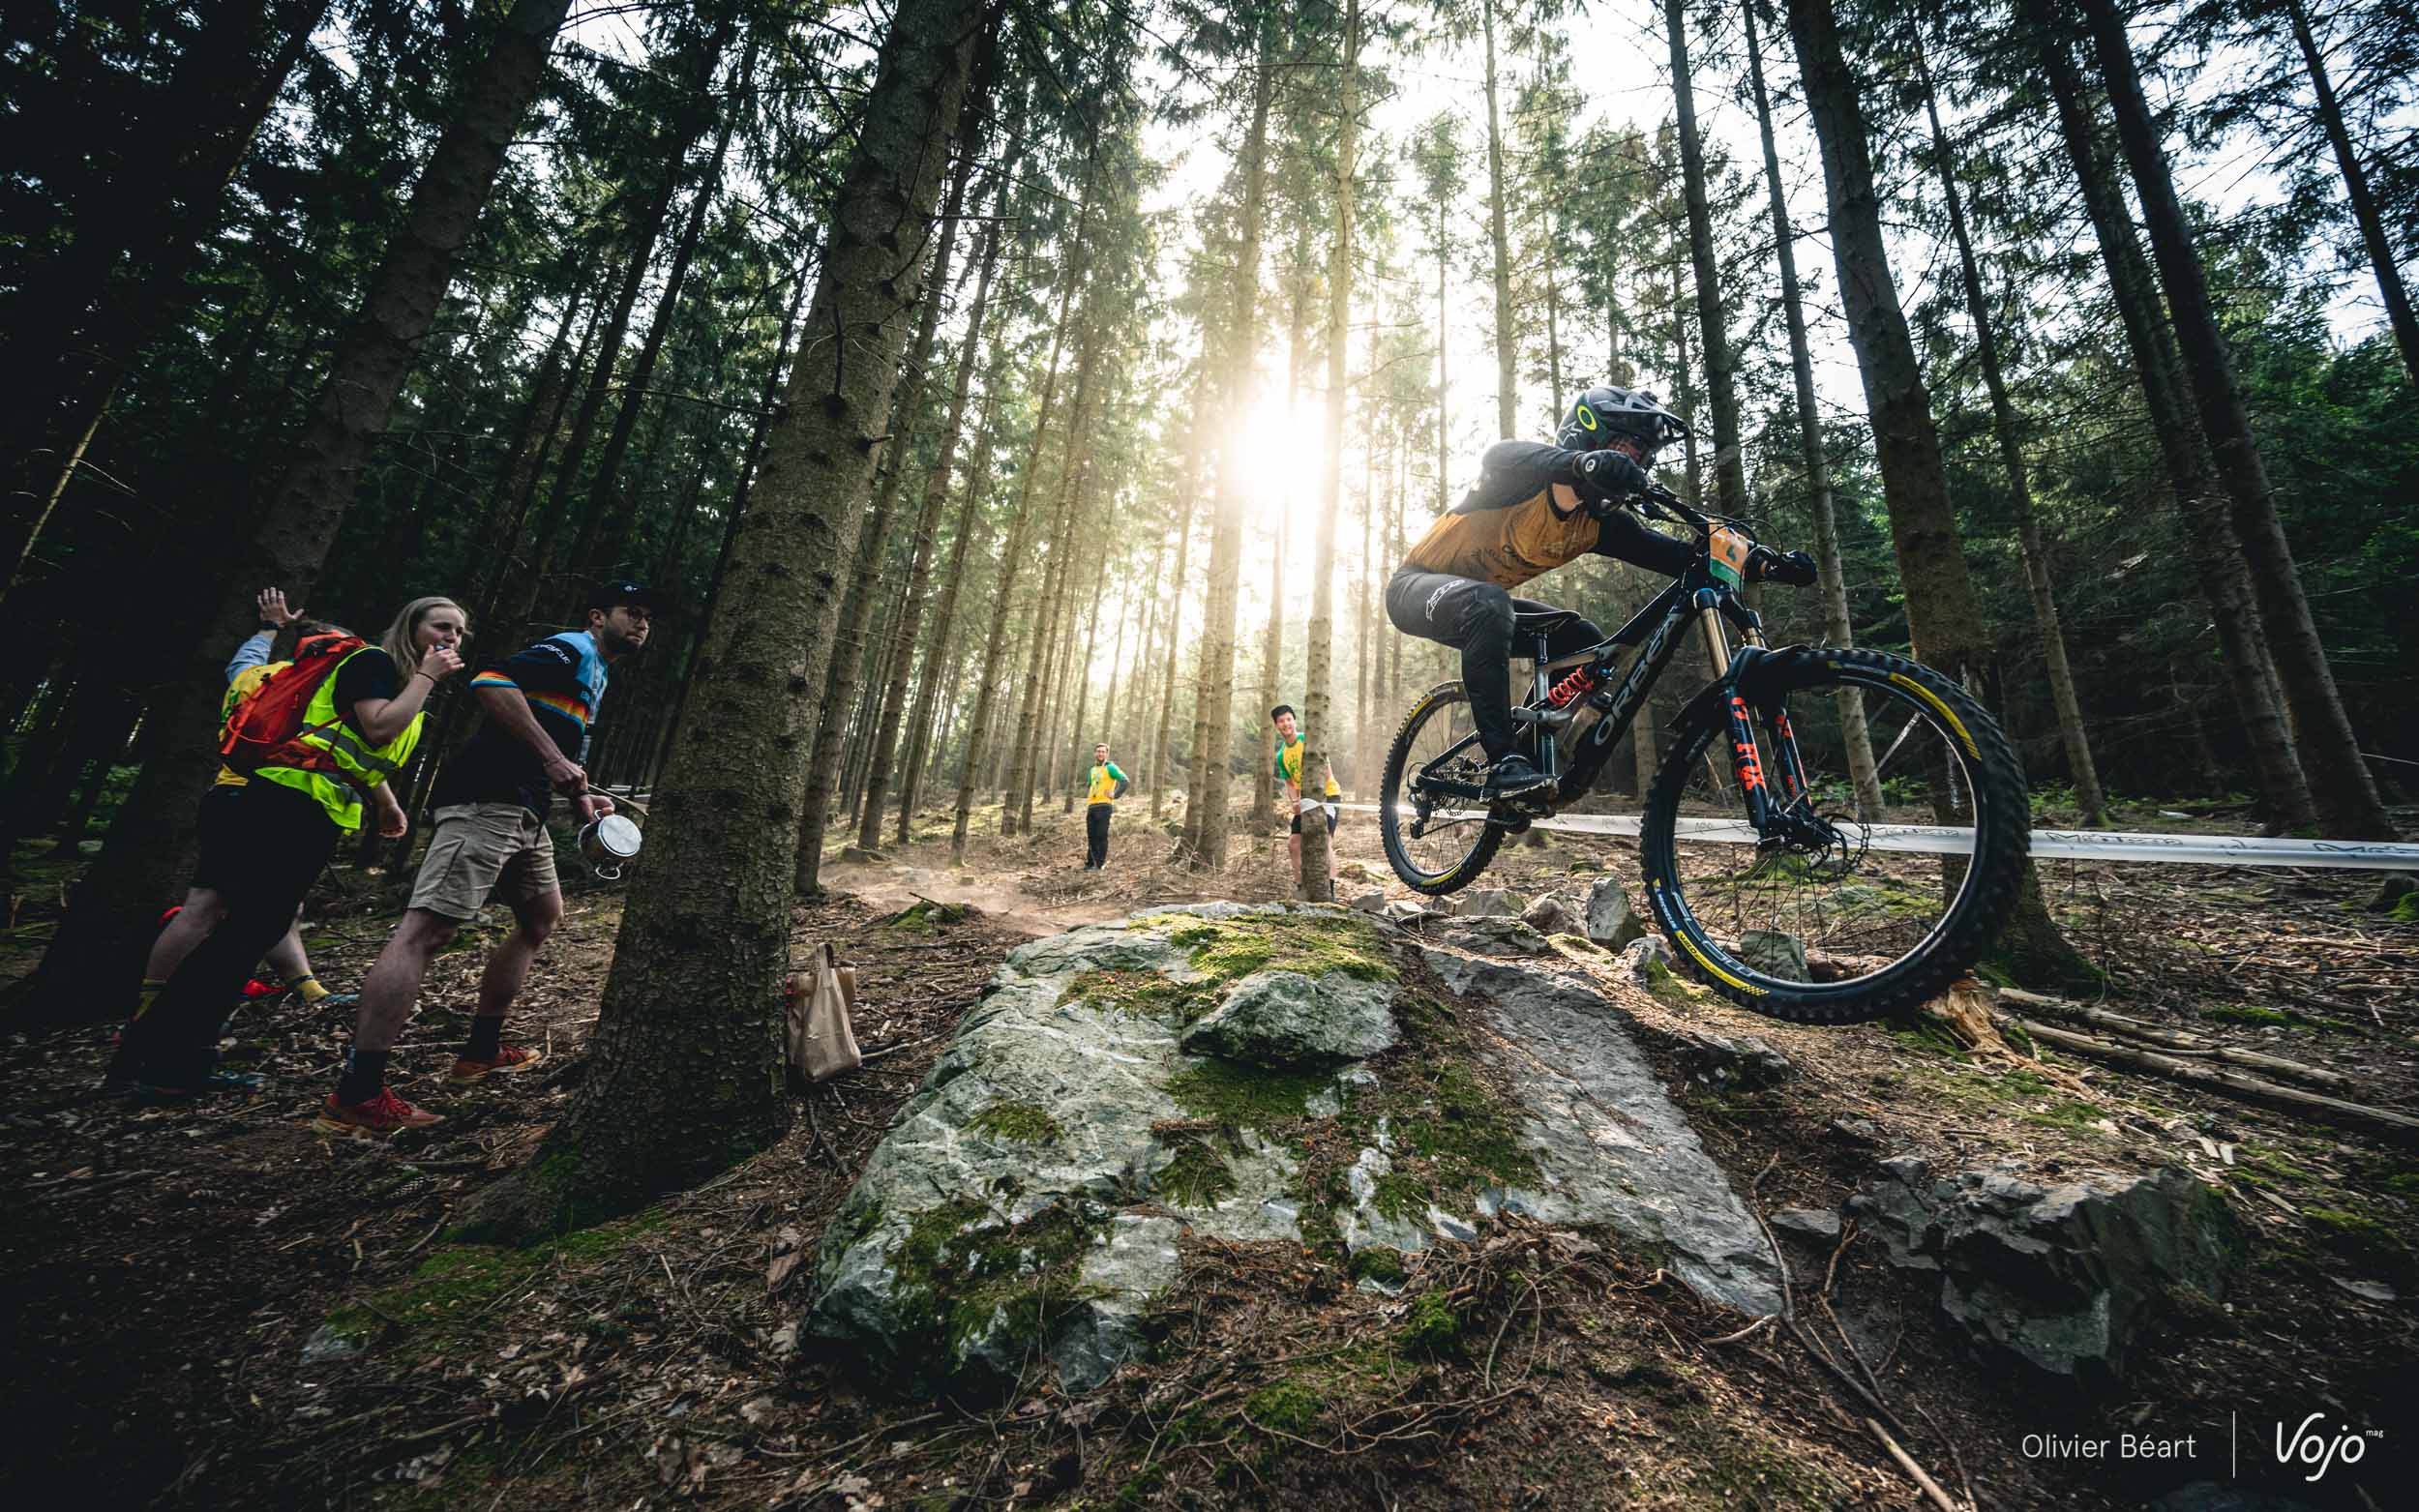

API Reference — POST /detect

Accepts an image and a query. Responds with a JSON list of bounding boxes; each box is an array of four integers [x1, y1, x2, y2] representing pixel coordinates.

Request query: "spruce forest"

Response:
[[3, 0, 2415, 1507]]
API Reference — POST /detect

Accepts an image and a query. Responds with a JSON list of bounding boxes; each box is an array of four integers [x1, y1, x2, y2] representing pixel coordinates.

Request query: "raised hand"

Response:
[[256, 587, 300, 628]]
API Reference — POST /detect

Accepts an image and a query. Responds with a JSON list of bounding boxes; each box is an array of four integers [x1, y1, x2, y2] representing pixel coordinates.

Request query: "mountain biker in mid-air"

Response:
[[1383, 385, 1819, 798]]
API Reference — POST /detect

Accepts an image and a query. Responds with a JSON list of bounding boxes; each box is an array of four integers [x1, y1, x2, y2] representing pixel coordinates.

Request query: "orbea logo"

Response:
[[2274, 1413, 2378, 1482]]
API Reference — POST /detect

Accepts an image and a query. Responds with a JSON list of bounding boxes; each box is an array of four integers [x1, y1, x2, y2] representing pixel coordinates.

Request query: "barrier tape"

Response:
[[1332, 804, 2419, 871]]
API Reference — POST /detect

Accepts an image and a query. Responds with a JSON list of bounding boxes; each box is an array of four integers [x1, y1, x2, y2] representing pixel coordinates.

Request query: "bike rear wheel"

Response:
[[1380, 681, 1504, 896], [1639, 648, 2027, 1024]]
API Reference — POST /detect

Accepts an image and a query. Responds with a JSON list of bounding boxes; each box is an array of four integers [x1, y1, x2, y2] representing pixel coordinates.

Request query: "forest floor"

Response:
[[2, 792, 2415, 1510]]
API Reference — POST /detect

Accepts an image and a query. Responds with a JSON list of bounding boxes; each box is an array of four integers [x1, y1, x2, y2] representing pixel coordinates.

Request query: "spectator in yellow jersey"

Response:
[[1083, 742, 1129, 871], [105, 593, 467, 1099], [135, 589, 345, 1025], [1270, 705, 1339, 890]]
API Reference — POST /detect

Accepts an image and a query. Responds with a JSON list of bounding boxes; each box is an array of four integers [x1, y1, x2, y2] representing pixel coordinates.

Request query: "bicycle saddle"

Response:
[[1512, 607, 1582, 637]]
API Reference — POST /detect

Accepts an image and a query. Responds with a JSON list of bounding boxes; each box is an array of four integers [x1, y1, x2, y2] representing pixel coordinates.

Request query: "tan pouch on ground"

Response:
[[784, 942, 863, 1083]]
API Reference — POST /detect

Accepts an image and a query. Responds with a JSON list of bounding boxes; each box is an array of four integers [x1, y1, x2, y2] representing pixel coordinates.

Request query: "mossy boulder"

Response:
[[806, 903, 1780, 1399]]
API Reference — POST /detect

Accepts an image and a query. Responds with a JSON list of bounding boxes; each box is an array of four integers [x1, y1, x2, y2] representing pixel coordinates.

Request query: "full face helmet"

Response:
[[1557, 385, 1689, 457]]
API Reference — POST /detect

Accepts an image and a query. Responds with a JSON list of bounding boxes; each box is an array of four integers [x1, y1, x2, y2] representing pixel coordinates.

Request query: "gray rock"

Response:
[[1671, 1027, 1795, 1089], [1347, 890, 1387, 915], [1180, 970, 1400, 1067], [1452, 886, 1525, 918], [300, 1321, 367, 1364], [1521, 893, 1586, 937], [1424, 951, 1784, 1317], [1849, 1162, 2244, 1385], [1831, 1116, 1882, 1144], [837, 845, 887, 865], [1584, 875, 1648, 950], [1735, 929, 1807, 980], [1615, 935, 1674, 985], [2149, 1483, 2323, 1512], [1382, 900, 1433, 927], [809, 901, 1781, 1399], [1771, 1207, 1841, 1241], [1429, 914, 1554, 958]]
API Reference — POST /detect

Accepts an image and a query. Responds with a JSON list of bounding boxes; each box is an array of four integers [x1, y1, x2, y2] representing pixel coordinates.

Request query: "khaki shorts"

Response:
[[408, 804, 560, 921]]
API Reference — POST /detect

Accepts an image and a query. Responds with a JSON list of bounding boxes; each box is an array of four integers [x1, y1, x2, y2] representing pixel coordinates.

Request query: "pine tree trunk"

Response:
[[856, 127, 1024, 851], [2074, 0, 2389, 839], [1150, 456, 1205, 817], [1060, 554, 1111, 815], [1662, 0, 1748, 515], [1186, 21, 1276, 872], [793, 133, 979, 891], [2033, 29, 2314, 830], [2281, 0, 2419, 387], [951, 166, 1100, 860], [10, 0, 578, 1027], [516, 188, 681, 635], [1299, 0, 1359, 901], [1481, 1, 1517, 440], [1914, 38, 2107, 826], [1437, 203, 1451, 516], [462, 0, 986, 1239], [1788, 0, 2090, 988], [900, 345, 1009, 845], [1004, 317, 1107, 834], [568, 22, 744, 588], [1742, 0, 1881, 813]]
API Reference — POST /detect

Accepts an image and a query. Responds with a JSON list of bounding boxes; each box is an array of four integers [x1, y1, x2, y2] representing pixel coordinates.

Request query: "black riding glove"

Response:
[[1752, 548, 1818, 586], [1572, 448, 1648, 502]]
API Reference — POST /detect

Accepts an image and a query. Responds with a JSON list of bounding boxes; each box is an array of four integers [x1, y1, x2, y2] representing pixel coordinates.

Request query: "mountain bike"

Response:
[[1378, 484, 2027, 1025]]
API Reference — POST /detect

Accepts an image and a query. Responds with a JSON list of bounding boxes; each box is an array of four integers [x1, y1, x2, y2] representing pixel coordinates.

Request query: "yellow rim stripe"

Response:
[[1887, 672, 1980, 759]]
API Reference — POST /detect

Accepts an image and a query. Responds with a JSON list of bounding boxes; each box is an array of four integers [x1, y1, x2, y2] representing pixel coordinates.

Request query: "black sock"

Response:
[[464, 1016, 503, 1060], [337, 1049, 388, 1104]]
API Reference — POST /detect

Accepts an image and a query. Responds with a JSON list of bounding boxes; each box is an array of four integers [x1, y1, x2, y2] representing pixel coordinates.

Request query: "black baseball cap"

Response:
[[587, 580, 665, 612]]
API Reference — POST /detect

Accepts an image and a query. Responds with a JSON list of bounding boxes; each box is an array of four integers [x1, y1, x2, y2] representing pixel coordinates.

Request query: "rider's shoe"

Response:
[[1483, 755, 1552, 798]]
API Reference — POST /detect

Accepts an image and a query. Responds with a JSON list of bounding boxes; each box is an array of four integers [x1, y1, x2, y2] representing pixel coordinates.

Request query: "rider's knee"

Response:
[[1466, 584, 1515, 646]]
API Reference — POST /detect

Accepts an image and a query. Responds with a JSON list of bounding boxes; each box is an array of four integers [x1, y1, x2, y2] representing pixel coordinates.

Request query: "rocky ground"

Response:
[[1, 792, 2414, 1510]]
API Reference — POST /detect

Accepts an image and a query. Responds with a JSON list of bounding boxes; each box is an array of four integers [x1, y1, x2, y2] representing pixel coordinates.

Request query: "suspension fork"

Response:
[[1698, 594, 1809, 830], [1732, 619, 1810, 807]]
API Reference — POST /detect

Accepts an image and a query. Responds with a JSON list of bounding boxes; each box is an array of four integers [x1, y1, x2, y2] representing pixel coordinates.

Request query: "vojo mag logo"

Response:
[[2270, 1412, 2380, 1483]]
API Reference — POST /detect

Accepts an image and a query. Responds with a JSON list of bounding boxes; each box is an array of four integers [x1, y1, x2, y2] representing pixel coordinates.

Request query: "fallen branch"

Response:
[[1996, 988, 2352, 1091], [1867, 1416, 1963, 1512], [2009, 1017, 2419, 1143]]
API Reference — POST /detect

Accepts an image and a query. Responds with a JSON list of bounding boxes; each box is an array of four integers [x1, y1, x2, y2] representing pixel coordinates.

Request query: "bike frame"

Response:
[[1409, 506, 1818, 840]]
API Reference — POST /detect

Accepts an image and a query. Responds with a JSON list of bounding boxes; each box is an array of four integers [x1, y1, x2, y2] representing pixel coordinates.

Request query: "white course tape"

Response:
[[1332, 804, 2419, 871]]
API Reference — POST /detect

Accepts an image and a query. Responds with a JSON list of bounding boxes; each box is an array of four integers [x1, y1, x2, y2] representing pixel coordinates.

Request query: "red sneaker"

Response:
[[313, 1086, 442, 1138], [450, 1044, 545, 1083]]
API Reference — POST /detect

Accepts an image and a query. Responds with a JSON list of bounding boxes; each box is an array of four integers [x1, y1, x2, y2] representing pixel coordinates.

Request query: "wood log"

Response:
[[2005, 1017, 2419, 1144], [1995, 988, 2352, 1092]]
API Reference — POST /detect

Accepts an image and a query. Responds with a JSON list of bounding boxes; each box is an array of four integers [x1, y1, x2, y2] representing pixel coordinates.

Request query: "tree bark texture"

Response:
[[2281, 0, 2419, 388], [1481, 2, 1517, 440], [1186, 19, 1277, 872], [1914, 38, 2106, 826], [1742, 0, 1881, 813], [2033, 31, 2314, 830], [856, 129, 1023, 851], [1662, 0, 1748, 516], [1298, 0, 1358, 902], [793, 132, 978, 892], [2074, 0, 2388, 838], [461, 0, 985, 1237]]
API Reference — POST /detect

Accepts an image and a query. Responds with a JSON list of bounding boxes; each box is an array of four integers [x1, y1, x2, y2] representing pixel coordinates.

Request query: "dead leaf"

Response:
[[767, 1250, 802, 1292]]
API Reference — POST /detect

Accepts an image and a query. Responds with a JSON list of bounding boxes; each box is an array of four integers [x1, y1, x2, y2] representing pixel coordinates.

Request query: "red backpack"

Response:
[[218, 631, 367, 777]]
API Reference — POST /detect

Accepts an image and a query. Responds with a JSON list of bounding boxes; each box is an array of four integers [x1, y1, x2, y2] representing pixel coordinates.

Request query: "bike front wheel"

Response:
[[1639, 647, 2028, 1024], [1380, 681, 1504, 896]]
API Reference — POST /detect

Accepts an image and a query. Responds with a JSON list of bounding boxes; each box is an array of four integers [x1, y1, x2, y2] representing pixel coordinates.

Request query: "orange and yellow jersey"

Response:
[[1400, 440, 1693, 589], [1087, 761, 1128, 806]]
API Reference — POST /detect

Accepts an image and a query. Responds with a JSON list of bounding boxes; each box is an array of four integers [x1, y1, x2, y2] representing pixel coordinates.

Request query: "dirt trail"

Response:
[[813, 855, 1124, 937]]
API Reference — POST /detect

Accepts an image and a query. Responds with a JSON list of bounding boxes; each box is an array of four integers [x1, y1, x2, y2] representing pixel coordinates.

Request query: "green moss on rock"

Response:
[[1399, 1289, 1462, 1356], [1154, 1136, 1239, 1208], [968, 1100, 1064, 1143], [1166, 1058, 1330, 1127]]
